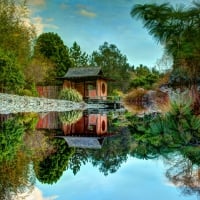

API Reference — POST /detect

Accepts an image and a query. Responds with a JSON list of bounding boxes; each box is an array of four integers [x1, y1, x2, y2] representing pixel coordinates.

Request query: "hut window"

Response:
[[102, 83, 106, 94], [88, 83, 96, 90], [102, 120, 106, 131]]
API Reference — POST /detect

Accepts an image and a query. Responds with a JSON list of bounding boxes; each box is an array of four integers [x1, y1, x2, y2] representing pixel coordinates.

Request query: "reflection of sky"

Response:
[[36, 156, 197, 200]]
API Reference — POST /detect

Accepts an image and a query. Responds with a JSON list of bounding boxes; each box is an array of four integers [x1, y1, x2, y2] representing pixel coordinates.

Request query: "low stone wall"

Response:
[[0, 93, 86, 114]]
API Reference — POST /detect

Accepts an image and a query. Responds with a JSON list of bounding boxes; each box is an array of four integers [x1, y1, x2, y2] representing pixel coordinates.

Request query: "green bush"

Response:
[[0, 48, 25, 93], [59, 110, 82, 125], [59, 88, 82, 102]]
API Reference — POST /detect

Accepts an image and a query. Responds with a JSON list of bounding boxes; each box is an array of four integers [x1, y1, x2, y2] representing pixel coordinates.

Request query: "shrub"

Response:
[[123, 88, 147, 104], [59, 110, 83, 125], [123, 88, 148, 114], [59, 88, 82, 102]]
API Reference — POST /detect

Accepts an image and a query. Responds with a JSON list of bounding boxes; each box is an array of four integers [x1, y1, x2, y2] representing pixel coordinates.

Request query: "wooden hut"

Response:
[[61, 67, 108, 100]]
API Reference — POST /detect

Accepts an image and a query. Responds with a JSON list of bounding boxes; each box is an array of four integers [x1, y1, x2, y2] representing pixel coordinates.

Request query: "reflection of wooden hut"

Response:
[[63, 113, 107, 136], [61, 67, 108, 100], [61, 113, 109, 149], [36, 112, 62, 130], [61, 137, 103, 149], [0, 114, 12, 123], [36, 111, 112, 149]]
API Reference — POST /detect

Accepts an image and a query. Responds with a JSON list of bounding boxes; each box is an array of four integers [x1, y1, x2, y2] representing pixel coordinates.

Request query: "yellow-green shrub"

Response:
[[59, 110, 82, 125], [59, 88, 82, 102]]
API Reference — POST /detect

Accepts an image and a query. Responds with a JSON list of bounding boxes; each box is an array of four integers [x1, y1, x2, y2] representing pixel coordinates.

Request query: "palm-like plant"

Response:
[[131, 2, 200, 83], [131, 2, 200, 112]]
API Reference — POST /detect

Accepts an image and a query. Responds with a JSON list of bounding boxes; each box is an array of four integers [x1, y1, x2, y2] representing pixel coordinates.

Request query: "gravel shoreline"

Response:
[[0, 93, 86, 114]]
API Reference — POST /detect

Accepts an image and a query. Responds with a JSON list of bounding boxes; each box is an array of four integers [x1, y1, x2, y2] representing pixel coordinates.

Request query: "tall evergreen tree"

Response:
[[69, 42, 89, 68]]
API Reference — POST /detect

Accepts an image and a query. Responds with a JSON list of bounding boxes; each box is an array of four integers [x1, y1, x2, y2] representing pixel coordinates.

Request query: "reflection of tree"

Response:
[[165, 155, 200, 198], [183, 146, 200, 166], [127, 97, 200, 160], [90, 131, 131, 176], [59, 110, 82, 125], [34, 138, 74, 184], [0, 117, 25, 162], [0, 151, 35, 200], [69, 148, 89, 175], [126, 100, 200, 198]]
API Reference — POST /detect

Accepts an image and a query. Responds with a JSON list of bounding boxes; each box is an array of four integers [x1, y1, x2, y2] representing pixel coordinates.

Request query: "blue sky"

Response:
[[28, 0, 193, 68], [34, 157, 197, 200]]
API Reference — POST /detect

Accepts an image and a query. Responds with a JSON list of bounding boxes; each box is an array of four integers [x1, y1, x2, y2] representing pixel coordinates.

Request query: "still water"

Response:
[[0, 109, 199, 200]]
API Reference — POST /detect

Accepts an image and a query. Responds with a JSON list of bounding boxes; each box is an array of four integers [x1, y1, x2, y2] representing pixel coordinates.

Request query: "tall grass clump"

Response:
[[122, 88, 148, 114], [59, 88, 83, 102], [123, 88, 147, 104]]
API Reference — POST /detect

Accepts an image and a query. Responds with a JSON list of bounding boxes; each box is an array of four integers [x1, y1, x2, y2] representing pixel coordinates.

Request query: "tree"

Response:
[[0, 48, 25, 93], [90, 42, 131, 93], [130, 2, 200, 83], [130, 65, 160, 89], [25, 55, 55, 85], [69, 42, 89, 67], [0, 0, 35, 65], [131, 2, 200, 110], [33, 32, 73, 84]]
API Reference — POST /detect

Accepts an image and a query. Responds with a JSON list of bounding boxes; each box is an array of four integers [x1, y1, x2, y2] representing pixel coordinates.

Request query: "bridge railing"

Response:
[[84, 96, 122, 102]]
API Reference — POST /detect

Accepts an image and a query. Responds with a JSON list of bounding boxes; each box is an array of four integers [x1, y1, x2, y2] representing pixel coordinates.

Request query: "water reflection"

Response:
[[0, 109, 200, 199]]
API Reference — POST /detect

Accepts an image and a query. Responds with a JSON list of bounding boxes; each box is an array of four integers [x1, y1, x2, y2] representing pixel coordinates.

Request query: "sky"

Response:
[[28, 0, 194, 68], [24, 157, 197, 200]]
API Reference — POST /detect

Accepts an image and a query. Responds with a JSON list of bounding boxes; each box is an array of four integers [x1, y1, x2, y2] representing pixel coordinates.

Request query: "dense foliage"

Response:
[[0, 48, 25, 93], [34, 138, 74, 184], [131, 2, 200, 84], [59, 110, 83, 125], [0, 0, 35, 65], [33, 32, 73, 84], [127, 96, 200, 159], [130, 65, 161, 89], [69, 42, 89, 68], [0, 0, 37, 94], [0, 117, 25, 162], [90, 42, 132, 93]]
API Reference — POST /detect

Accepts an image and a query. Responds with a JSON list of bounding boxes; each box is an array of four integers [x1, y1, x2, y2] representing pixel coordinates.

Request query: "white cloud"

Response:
[[32, 17, 44, 35], [60, 3, 69, 10], [28, 0, 46, 7], [32, 17, 59, 35], [79, 9, 97, 18], [15, 187, 58, 200], [46, 18, 54, 22]]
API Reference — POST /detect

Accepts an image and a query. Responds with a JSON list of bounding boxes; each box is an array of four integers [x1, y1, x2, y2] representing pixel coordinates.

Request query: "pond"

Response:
[[0, 108, 199, 200]]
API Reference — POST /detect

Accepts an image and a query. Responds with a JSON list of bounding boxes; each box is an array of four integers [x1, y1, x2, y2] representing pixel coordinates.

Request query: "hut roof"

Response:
[[60, 136, 103, 149], [63, 67, 103, 79]]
